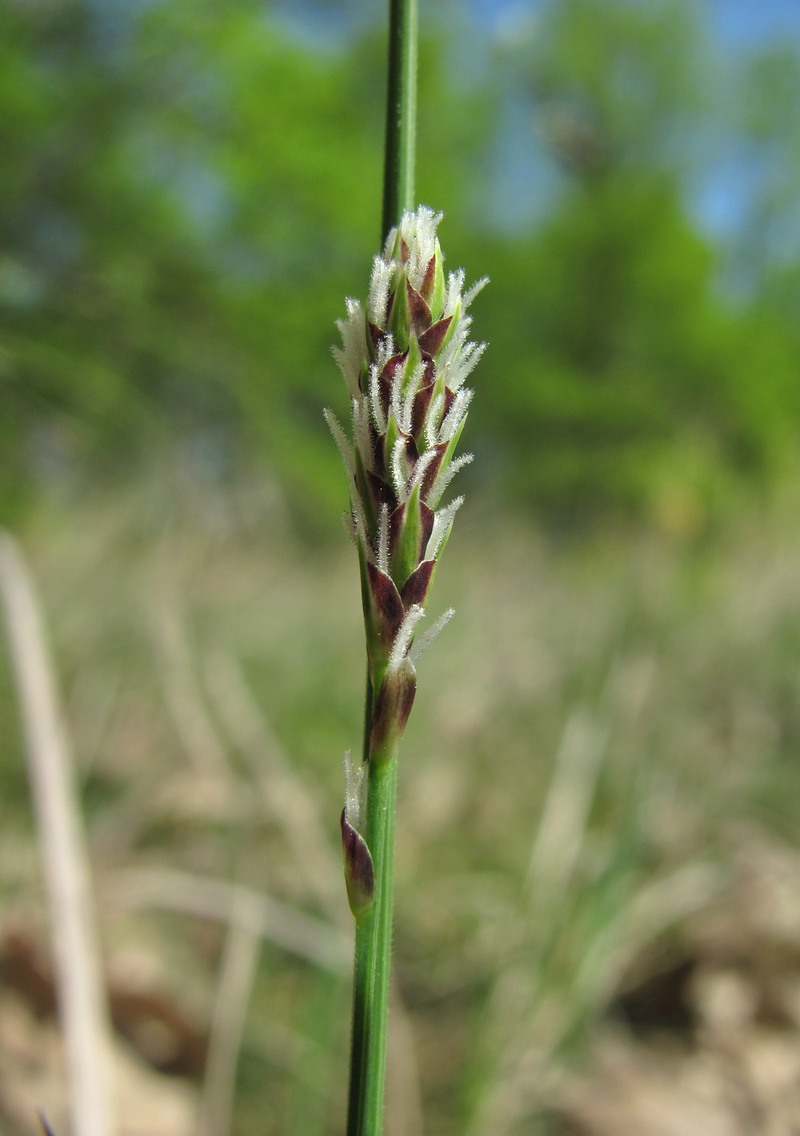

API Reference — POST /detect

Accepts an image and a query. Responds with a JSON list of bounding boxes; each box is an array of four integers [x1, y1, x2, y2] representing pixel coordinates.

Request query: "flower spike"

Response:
[[327, 207, 486, 629], [327, 206, 486, 890]]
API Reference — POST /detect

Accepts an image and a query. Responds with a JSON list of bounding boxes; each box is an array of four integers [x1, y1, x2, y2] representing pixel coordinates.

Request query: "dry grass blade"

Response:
[[467, 709, 609, 1136], [203, 650, 343, 919], [0, 531, 118, 1136], [199, 886, 262, 1136], [149, 593, 230, 777], [527, 708, 609, 906], [106, 867, 352, 973]]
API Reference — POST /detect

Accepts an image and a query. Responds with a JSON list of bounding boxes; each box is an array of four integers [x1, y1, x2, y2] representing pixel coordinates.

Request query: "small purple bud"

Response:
[[411, 381, 435, 439], [400, 559, 435, 608], [368, 322, 387, 350], [420, 254, 437, 301], [366, 469, 396, 522], [369, 659, 417, 762], [365, 562, 404, 649], [420, 443, 447, 499], [341, 809, 375, 917], [378, 351, 408, 415], [405, 279, 432, 337], [418, 316, 452, 358]]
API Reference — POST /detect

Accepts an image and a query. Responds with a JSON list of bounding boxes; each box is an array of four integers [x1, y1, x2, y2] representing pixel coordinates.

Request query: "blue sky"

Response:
[[270, 0, 797, 266], [468, 0, 800, 45], [467, 0, 799, 252], [273, 1, 800, 63]]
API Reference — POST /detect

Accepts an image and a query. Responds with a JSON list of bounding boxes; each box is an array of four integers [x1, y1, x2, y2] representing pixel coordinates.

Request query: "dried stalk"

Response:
[[0, 531, 117, 1136]]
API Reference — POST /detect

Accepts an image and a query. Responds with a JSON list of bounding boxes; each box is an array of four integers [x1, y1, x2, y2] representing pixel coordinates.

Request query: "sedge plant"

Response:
[[325, 5, 487, 1132]]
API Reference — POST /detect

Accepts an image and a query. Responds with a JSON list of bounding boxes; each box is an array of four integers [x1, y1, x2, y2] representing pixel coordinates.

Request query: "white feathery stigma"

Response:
[[376, 503, 390, 575], [425, 496, 464, 561], [367, 256, 394, 327], [463, 275, 489, 309], [375, 333, 395, 372], [332, 299, 367, 398], [424, 391, 445, 450], [388, 604, 426, 671], [439, 387, 473, 443], [350, 496, 369, 558], [408, 448, 437, 498], [390, 436, 408, 501], [368, 363, 387, 435], [324, 408, 355, 478], [402, 358, 425, 426], [389, 363, 404, 428], [429, 453, 473, 509], [352, 398, 374, 472], [406, 207, 442, 287], [444, 269, 465, 316], [343, 749, 366, 832], [409, 607, 455, 666], [342, 510, 358, 546]]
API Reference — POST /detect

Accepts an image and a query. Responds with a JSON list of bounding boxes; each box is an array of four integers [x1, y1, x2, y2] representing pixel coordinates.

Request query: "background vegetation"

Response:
[[2, 0, 800, 1133]]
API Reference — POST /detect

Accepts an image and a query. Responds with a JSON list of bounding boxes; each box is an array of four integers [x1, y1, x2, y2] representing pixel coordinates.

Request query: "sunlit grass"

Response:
[[2, 474, 799, 1135]]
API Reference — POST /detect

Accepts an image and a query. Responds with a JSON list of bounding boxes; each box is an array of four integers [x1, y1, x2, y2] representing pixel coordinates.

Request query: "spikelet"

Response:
[[328, 207, 487, 912]]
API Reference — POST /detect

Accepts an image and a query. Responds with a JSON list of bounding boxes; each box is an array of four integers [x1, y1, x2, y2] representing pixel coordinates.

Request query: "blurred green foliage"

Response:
[[3, 5, 800, 1131], [2, 0, 799, 527]]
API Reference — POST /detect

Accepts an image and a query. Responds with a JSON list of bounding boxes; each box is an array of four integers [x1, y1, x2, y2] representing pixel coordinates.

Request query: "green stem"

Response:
[[347, 4, 418, 1130], [346, 753, 399, 1136], [382, 0, 418, 239]]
